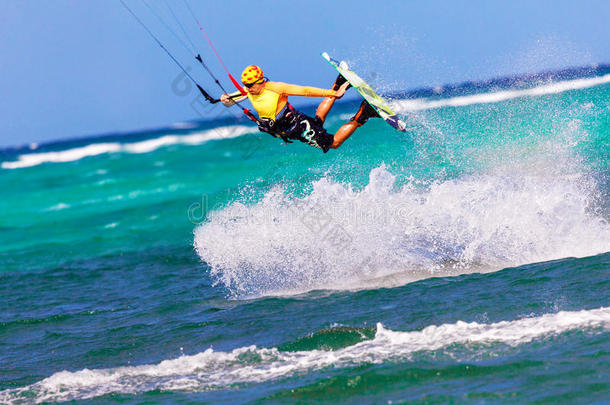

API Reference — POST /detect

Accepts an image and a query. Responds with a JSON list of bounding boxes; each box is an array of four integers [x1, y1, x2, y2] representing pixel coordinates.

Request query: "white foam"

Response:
[[1, 125, 257, 169], [194, 162, 610, 296], [2, 307, 607, 403], [393, 73, 610, 112]]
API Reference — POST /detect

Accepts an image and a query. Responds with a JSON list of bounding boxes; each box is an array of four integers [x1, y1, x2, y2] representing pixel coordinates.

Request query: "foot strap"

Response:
[[351, 100, 380, 125]]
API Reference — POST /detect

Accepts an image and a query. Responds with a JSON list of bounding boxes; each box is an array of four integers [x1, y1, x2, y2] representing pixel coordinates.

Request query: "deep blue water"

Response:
[[1, 66, 609, 403]]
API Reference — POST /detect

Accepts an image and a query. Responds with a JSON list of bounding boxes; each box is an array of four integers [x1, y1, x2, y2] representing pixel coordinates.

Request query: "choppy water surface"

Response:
[[1, 67, 609, 403]]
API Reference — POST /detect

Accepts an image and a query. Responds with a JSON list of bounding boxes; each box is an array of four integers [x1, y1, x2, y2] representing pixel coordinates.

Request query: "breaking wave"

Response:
[[194, 162, 609, 296], [2, 307, 607, 403], [1, 125, 256, 169], [393, 73, 610, 112]]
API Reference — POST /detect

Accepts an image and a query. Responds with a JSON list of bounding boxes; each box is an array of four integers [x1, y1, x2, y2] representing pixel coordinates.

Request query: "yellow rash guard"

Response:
[[243, 82, 337, 120]]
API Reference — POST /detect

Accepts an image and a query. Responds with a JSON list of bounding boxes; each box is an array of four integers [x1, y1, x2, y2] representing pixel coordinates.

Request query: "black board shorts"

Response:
[[285, 113, 334, 153]]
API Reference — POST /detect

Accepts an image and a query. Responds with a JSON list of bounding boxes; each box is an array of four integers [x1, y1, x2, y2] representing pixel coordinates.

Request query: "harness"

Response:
[[256, 103, 299, 143]]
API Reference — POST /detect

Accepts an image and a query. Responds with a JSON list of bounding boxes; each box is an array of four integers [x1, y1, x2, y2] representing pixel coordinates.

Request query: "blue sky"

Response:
[[1, 0, 608, 147]]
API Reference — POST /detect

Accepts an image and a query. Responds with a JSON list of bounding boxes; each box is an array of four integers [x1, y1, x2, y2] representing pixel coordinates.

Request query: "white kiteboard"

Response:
[[322, 52, 407, 132]]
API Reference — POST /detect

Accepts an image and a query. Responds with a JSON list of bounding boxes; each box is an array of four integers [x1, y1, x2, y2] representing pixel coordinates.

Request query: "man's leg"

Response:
[[316, 75, 351, 123], [330, 120, 360, 149], [329, 100, 380, 149], [315, 96, 336, 123]]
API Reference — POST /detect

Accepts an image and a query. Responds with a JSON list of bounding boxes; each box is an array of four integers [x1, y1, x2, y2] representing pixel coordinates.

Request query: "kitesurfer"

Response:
[[220, 65, 379, 152]]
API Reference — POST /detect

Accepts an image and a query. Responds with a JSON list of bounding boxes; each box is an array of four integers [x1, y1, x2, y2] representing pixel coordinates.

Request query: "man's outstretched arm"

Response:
[[267, 82, 340, 98]]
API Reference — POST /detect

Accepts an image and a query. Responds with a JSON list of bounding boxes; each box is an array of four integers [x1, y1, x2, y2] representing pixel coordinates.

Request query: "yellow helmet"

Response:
[[241, 65, 264, 85]]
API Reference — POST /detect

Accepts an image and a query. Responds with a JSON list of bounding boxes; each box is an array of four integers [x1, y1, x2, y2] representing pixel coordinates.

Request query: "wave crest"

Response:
[[393, 73, 610, 112], [2, 307, 607, 403], [1, 125, 256, 169], [194, 164, 609, 296]]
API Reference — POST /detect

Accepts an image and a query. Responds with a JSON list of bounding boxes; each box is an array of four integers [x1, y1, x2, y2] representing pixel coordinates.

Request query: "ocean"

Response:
[[1, 65, 609, 404]]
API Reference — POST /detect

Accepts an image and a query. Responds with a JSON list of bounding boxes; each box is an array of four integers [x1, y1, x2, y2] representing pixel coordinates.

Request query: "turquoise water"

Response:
[[1, 69, 609, 403]]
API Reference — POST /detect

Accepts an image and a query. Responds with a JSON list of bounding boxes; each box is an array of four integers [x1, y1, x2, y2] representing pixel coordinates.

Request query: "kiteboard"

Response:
[[322, 52, 407, 132]]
